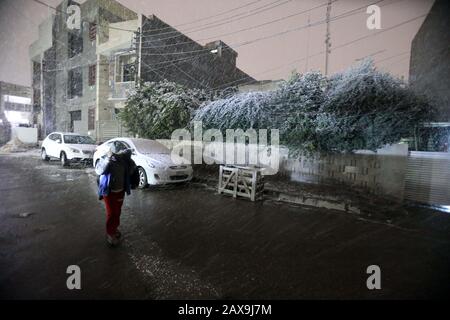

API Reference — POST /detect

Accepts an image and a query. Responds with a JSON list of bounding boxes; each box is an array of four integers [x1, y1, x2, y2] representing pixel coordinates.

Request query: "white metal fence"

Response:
[[404, 151, 450, 205], [96, 120, 130, 142]]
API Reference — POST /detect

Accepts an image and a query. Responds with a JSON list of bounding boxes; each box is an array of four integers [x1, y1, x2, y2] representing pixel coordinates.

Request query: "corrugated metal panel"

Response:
[[97, 120, 130, 141], [404, 151, 450, 205]]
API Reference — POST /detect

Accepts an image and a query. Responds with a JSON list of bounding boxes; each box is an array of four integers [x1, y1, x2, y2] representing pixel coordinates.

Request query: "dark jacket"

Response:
[[95, 149, 136, 200]]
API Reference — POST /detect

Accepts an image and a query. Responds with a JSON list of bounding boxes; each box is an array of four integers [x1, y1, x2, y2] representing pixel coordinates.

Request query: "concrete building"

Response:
[[0, 81, 32, 145], [96, 14, 255, 140], [0, 81, 32, 126], [30, 0, 255, 141], [30, 0, 137, 140], [409, 0, 450, 121]]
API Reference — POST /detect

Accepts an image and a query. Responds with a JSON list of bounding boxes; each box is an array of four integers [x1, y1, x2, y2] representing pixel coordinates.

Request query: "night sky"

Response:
[[0, 0, 434, 87]]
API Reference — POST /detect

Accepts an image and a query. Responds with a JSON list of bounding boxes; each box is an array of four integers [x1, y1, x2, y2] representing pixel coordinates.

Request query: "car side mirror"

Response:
[[55, 139, 61, 144], [131, 148, 136, 155]]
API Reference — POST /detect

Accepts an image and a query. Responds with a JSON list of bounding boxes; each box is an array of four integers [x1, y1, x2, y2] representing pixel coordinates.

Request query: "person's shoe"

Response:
[[106, 234, 120, 247], [115, 230, 122, 239]]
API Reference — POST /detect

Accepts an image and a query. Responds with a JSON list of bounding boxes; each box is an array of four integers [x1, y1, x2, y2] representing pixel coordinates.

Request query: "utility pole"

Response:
[[133, 27, 141, 88], [305, 14, 310, 73], [324, 0, 332, 76]]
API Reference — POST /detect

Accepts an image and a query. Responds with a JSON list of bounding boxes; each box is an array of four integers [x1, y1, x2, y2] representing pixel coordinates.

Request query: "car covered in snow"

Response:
[[41, 132, 97, 166], [93, 137, 193, 189]]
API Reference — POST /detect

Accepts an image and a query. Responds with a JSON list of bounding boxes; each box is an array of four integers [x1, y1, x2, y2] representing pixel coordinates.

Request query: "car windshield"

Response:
[[132, 139, 170, 154], [63, 135, 95, 144]]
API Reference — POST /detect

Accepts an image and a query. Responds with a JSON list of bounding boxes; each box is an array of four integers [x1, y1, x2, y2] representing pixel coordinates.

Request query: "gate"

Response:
[[404, 151, 450, 205], [218, 165, 264, 201]]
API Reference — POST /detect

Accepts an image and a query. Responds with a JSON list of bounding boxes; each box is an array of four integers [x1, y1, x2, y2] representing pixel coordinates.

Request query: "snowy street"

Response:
[[1, 152, 450, 299]]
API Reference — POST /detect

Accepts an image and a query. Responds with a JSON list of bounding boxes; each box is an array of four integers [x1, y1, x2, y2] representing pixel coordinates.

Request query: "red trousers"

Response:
[[103, 191, 125, 236]]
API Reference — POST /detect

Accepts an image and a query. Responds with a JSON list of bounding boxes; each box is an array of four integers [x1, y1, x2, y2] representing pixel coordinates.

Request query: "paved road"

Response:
[[1, 153, 449, 299]]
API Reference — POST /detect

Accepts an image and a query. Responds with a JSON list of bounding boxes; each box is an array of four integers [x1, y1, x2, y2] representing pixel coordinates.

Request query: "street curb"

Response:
[[192, 176, 361, 214]]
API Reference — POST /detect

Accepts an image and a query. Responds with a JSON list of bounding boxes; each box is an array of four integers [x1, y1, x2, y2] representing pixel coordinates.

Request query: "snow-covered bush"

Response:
[[321, 60, 433, 152], [120, 80, 209, 139], [193, 72, 327, 152], [194, 60, 434, 153], [193, 90, 274, 131], [275, 72, 327, 153]]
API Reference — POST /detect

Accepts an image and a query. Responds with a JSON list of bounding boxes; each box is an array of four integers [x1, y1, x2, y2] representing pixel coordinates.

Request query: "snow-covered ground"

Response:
[[0, 138, 40, 156]]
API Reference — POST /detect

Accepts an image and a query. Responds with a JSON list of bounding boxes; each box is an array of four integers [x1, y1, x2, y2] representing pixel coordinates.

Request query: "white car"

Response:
[[41, 132, 97, 166], [93, 137, 193, 188]]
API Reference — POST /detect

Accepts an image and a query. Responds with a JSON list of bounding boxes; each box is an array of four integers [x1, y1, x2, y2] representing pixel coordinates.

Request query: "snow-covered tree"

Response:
[[120, 80, 209, 139], [193, 72, 327, 152], [321, 59, 433, 151], [275, 72, 327, 153], [194, 60, 434, 153]]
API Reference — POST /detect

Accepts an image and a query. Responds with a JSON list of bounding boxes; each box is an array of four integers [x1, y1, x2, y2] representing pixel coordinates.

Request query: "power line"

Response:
[[329, 13, 425, 53], [137, 0, 405, 85], [139, 0, 385, 56], [144, 8, 424, 91], [168, 0, 266, 29], [140, 0, 334, 49], [139, 0, 293, 38], [355, 49, 387, 61], [375, 51, 409, 64], [324, 0, 332, 76], [213, 11, 427, 90], [30, 0, 136, 32], [136, 0, 267, 34], [379, 55, 410, 70], [161, 0, 290, 35], [234, 0, 387, 49]]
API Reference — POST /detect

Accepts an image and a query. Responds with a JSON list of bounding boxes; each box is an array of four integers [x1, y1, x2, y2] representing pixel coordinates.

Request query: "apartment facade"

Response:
[[30, 0, 254, 141], [97, 14, 255, 140], [30, 0, 255, 141], [29, 0, 137, 139]]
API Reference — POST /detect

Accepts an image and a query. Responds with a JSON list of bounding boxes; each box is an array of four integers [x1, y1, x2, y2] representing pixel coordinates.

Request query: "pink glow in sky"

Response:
[[0, 0, 434, 87]]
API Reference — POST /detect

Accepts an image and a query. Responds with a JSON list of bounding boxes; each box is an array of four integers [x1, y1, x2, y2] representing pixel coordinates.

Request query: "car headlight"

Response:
[[69, 147, 81, 153]]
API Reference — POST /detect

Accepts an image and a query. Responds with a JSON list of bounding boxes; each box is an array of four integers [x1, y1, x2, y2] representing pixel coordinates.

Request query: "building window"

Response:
[[69, 110, 81, 132], [68, 67, 83, 99], [88, 64, 96, 86], [89, 23, 97, 41], [68, 30, 83, 58], [88, 107, 95, 130], [115, 54, 136, 82]]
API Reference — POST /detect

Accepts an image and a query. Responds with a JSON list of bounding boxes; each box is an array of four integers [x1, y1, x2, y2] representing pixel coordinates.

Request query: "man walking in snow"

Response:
[[95, 142, 137, 247]]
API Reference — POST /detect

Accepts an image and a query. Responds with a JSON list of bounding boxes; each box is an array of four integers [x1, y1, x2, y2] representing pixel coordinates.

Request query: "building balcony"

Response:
[[109, 81, 136, 101]]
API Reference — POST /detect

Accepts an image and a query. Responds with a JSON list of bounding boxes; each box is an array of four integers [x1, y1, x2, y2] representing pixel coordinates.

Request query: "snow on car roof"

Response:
[[129, 138, 170, 154]]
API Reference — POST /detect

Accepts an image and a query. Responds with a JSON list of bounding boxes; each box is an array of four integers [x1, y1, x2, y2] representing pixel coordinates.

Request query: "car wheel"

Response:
[[138, 167, 148, 189], [60, 152, 69, 167], [41, 148, 49, 161]]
